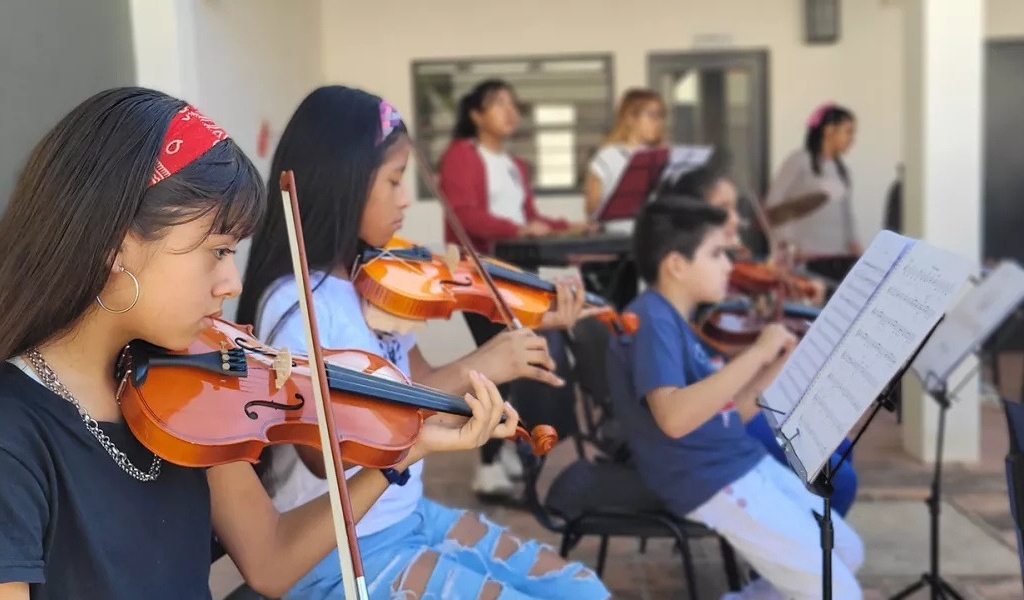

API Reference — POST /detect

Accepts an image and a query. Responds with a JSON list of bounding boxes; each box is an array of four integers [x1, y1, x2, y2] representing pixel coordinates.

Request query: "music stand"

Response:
[[891, 261, 1024, 600], [758, 231, 974, 599], [591, 145, 713, 222]]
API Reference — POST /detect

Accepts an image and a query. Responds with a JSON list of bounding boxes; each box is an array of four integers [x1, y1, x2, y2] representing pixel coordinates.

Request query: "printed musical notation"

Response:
[[912, 260, 1024, 389], [764, 231, 973, 483], [761, 230, 908, 425]]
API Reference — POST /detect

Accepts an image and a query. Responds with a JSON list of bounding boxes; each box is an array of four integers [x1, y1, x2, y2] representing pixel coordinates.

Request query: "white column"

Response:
[[128, 0, 200, 99], [900, 0, 984, 463]]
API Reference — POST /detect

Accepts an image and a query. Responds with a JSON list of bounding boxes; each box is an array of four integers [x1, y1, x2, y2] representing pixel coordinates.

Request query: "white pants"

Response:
[[687, 456, 864, 599]]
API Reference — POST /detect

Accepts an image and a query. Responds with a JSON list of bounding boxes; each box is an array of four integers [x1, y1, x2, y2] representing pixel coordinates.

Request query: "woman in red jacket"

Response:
[[438, 79, 594, 500]]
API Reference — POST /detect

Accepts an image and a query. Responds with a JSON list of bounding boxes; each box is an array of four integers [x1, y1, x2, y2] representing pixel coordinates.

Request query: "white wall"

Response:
[[988, 0, 1024, 39], [130, 0, 324, 320], [321, 0, 906, 250]]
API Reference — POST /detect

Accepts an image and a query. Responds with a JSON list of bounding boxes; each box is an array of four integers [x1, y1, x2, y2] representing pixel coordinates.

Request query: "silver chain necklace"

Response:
[[25, 349, 162, 482]]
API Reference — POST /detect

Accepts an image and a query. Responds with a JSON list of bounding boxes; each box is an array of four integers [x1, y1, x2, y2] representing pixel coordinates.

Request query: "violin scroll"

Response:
[[510, 424, 559, 456]]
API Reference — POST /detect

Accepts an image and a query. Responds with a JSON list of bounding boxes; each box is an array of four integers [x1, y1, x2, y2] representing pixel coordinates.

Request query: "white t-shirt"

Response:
[[476, 144, 526, 225], [588, 144, 636, 208], [257, 273, 422, 537], [764, 149, 856, 255]]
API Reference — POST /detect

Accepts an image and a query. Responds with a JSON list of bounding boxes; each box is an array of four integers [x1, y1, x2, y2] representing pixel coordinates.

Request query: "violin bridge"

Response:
[[273, 348, 292, 391]]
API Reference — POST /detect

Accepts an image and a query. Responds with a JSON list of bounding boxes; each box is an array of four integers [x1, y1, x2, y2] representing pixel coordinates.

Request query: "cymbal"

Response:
[[766, 192, 829, 226]]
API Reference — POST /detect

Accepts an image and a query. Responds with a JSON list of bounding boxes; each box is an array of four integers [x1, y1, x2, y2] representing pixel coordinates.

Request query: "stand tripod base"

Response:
[[889, 573, 964, 600]]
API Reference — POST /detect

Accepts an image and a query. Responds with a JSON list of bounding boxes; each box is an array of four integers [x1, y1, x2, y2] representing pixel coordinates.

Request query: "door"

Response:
[[984, 41, 1024, 264], [648, 50, 769, 197]]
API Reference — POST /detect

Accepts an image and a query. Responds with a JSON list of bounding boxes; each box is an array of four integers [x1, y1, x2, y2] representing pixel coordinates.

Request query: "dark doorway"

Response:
[[984, 40, 1024, 264]]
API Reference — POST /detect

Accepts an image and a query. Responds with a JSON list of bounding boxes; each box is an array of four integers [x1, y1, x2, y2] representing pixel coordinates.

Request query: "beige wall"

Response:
[[321, 0, 906, 250]]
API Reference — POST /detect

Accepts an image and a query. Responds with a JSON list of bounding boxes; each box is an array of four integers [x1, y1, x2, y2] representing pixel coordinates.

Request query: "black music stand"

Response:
[[592, 147, 669, 222], [891, 307, 1024, 600], [592, 145, 713, 222], [763, 319, 942, 600], [888, 373, 963, 600]]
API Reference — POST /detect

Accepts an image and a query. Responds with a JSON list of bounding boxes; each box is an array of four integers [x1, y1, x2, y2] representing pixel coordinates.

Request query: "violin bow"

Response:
[[744, 188, 801, 309], [279, 171, 368, 600], [410, 144, 522, 331]]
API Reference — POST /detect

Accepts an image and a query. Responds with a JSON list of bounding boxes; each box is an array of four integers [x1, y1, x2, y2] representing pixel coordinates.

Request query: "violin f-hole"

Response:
[[244, 393, 306, 420]]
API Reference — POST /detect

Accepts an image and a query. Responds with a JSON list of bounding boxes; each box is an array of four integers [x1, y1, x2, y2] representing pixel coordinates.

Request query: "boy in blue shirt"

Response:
[[606, 198, 864, 599]]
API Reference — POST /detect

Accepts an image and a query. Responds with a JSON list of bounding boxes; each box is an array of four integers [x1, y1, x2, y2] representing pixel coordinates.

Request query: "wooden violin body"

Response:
[[354, 237, 638, 335], [730, 259, 819, 301], [698, 298, 819, 356], [115, 318, 557, 469]]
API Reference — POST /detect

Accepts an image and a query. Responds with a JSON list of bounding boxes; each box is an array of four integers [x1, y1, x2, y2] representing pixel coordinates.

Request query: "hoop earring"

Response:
[[96, 265, 140, 314]]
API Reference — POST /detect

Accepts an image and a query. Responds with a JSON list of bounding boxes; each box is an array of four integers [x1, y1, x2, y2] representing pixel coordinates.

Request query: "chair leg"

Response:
[[638, 537, 648, 554], [719, 537, 742, 591], [677, 535, 700, 600], [559, 532, 574, 558], [596, 535, 610, 576]]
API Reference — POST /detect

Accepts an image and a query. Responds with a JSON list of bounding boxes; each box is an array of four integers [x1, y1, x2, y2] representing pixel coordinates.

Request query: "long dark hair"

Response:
[[452, 78, 515, 139], [0, 87, 264, 361], [235, 85, 408, 335], [804, 104, 854, 184]]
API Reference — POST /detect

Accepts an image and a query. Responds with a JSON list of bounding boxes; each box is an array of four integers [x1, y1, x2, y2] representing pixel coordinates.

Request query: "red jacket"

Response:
[[438, 139, 568, 253]]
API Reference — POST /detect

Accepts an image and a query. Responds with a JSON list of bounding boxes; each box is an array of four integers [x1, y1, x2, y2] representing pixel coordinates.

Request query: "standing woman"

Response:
[[438, 79, 593, 500], [583, 87, 667, 218], [764, 103, 862, 257]]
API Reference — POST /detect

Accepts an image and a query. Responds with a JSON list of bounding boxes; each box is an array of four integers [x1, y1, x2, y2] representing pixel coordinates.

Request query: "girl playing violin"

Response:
[[0, 87, 520, 600], [236, 86, 610, 600]]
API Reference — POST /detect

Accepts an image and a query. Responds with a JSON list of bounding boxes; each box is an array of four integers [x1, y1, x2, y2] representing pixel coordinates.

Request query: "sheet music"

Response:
[[760, 230, 912, 427], [659, 145, 715, 184], [912, 260, 1024, 390], [775, 234, 973, 483]]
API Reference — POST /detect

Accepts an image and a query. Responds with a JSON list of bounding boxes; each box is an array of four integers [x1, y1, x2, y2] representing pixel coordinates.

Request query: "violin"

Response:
[[353, 236, 639, 335], [115, 317, 558, 469], [698, 297, 819, 356], [729, 258, 820, 301]]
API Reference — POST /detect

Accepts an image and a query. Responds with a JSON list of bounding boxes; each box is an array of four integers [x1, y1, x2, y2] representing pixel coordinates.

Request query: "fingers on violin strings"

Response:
[[494, 402, 519, 438]]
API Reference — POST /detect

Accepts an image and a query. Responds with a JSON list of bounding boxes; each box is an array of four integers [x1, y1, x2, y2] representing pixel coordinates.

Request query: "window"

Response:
[[412, 54, 614, 198]]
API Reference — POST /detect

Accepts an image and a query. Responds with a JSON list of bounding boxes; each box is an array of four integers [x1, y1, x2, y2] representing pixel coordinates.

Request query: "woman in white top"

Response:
[[235, 86, 610, 600], [583, 88, 667, 218], [764, 103, 862, 257]]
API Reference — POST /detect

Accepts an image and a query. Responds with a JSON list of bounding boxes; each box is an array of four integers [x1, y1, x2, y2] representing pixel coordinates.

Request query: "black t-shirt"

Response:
[[0, 362, 213, 599]]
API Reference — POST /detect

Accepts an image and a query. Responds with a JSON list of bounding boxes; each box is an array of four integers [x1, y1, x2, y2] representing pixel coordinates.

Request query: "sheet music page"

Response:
[[659, 145, 714, 184], [779, 239, 972, 483], [912, 260, 1024, 389], [760, 230, 912, 427]]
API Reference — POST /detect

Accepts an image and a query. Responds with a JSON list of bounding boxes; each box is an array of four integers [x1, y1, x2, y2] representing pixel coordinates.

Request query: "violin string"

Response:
[[408, 142, 521, 330]]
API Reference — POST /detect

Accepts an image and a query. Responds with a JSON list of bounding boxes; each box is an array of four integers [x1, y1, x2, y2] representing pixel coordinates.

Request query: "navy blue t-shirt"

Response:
[[0, 362, 213, 599], [606, 289, 765, 516]]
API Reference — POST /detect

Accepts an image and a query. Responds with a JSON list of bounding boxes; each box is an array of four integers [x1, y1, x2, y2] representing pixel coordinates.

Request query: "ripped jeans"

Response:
[[284, 497, 610, 599]]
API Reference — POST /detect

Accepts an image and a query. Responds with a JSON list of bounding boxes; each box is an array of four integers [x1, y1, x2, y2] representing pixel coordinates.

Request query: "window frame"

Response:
[[409, 52, 617, 200]]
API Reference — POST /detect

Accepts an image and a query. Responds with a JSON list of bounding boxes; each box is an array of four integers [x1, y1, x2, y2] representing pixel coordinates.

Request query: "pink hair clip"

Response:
[[379, 100, 403, 144], [806, 102, 834, 129]]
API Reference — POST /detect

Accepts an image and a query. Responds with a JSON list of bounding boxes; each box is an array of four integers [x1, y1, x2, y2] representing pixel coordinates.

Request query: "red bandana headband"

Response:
[[149, 105, 230, 187]]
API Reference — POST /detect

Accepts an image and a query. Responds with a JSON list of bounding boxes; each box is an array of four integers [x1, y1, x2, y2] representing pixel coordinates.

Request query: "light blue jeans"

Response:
[[284, 497, 610, 599]]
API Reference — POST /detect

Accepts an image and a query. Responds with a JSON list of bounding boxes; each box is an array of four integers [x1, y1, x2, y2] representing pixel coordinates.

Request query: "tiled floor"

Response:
[[210, 401, 1024, 599]]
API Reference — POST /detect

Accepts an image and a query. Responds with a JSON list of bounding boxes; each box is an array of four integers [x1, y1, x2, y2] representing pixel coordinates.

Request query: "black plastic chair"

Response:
[[563, 317, 632, 462], [520, 445, 741, 600]]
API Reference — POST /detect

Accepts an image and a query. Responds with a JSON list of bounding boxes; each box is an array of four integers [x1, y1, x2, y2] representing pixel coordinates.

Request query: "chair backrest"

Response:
[[565, 317, 631, 460], [517, 444, 566, 534]]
